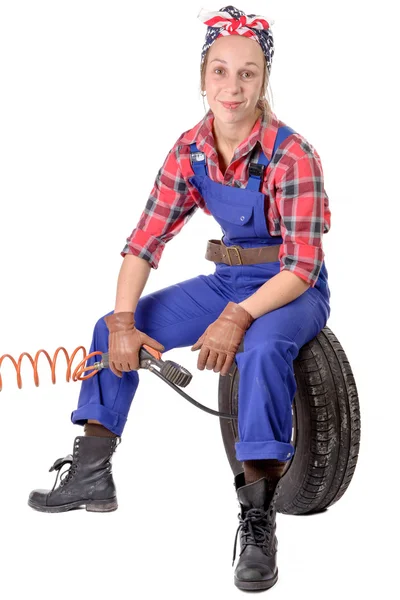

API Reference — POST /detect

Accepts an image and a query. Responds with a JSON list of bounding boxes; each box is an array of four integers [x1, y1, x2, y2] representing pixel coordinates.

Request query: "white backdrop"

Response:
[[0, 1, 397, 598]]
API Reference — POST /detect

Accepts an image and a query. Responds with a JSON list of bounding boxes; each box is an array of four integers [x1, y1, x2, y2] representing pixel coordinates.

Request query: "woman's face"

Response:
[[203, 35, 265, 125]]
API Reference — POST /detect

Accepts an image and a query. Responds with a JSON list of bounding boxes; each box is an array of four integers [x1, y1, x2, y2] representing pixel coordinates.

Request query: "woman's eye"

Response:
[[213, 68, 253, 78]]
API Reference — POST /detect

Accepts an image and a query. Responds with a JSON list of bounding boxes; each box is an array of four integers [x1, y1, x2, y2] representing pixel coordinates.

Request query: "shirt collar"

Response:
[[179, 108, 280, 162]]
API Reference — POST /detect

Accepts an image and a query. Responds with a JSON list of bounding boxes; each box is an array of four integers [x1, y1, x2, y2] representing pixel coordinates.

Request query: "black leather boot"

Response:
[[28, 435, 121, 513], [232, 471, 280, 591]]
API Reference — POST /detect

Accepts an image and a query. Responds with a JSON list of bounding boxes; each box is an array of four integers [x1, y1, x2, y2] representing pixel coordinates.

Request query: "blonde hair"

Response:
[[200, 50, 273, 120]]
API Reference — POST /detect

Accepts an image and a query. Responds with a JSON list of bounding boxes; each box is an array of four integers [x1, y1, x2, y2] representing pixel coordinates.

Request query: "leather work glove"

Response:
[[104, 312, 165, 378], [191, 302, 254, 376]]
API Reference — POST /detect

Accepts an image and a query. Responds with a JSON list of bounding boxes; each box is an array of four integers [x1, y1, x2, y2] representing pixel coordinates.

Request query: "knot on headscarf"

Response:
[[226, 15, 247, 32]]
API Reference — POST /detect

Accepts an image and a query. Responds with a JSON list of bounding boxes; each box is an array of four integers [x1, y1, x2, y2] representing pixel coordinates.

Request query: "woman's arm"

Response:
[[114, 254, 151, 313], [238, 270, 310, 319], [239, 270, 310, 319], [87, 254, 152, 421], [114, 144, 199, 313], [238, 146, 329, 319], [120, 145, 199, 270]]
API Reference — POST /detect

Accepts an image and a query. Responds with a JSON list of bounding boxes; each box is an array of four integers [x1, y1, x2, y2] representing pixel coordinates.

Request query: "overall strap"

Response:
[[189, 143, 208, 177], [247, 125, 297, 191]]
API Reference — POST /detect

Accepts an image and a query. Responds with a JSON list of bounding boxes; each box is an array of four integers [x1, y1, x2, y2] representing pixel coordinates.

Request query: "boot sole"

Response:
[[27, 497, 118, 513], [234, 570, 278, 591]]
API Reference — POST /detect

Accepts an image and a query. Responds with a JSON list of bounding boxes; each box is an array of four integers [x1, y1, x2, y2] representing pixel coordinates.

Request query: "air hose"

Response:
[[0, 344, 237, 420]]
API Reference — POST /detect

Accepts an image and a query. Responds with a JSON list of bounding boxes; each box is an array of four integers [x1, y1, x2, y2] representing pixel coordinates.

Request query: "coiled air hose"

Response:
[[0, 344, 237, 419]]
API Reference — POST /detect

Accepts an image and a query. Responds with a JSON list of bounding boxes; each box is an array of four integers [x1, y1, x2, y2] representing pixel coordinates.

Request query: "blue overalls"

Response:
[[71, 125, 331, 462]]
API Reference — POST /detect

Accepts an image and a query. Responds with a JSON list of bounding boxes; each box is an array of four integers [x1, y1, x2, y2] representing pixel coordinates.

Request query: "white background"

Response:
[[0, 1, 397, 598]]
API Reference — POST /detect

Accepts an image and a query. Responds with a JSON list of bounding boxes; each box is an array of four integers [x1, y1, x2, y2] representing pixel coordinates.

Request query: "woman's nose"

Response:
[[224, 76, 242, 94]]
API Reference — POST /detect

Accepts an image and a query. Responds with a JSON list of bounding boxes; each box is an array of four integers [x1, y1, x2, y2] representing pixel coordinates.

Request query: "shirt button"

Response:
[[240, 216, 245, 221]]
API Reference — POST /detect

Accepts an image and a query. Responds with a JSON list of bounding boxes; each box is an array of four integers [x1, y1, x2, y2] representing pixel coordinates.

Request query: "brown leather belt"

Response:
[[205, 239, 281, 266]]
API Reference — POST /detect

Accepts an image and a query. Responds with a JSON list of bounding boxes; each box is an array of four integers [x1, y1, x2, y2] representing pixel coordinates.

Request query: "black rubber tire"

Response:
[[218, 326, 361, 515]]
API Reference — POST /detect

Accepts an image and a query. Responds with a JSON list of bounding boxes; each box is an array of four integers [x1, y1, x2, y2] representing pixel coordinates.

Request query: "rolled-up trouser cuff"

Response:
[[71, 405, 127, 437], [235, 440, 295, 461]]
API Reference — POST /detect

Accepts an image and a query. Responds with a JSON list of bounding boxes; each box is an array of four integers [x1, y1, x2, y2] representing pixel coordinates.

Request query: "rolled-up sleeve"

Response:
[[121, 146, 198, 269], [276, 152, 328, 287]]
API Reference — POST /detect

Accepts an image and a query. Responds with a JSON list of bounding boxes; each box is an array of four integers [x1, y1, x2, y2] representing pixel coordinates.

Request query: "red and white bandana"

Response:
[[198, 5, 274, 72]]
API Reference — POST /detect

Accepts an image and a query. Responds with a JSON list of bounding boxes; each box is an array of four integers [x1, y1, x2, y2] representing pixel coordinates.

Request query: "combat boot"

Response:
[[232, 471, 280, 591], [28, 435, 120, 513]]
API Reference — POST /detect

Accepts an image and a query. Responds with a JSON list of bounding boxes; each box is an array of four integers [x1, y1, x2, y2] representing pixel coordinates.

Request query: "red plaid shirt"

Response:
[[121, 109, 331, 287]]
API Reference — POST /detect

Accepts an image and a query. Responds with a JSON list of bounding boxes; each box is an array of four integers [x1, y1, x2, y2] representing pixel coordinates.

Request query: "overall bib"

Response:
[[71, 126, 331, 462]]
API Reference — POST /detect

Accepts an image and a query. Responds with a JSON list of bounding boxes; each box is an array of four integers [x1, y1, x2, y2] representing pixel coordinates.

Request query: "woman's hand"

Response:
[[191, 302, 254, 376], [104, 312, 165, 377]]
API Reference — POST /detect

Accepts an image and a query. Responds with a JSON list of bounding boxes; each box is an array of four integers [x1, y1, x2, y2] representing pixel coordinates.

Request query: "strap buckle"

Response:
[[226, 245, 243, 266], [190, 151, 205, 163], [249, 163, 265, 178]]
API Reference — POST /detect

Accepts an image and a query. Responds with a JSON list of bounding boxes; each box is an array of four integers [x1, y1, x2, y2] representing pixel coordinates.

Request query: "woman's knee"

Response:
[[243, 334, 299, 362]]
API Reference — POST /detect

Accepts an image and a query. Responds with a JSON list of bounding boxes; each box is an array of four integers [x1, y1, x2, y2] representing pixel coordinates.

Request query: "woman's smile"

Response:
[[220, 101, 243, 110]]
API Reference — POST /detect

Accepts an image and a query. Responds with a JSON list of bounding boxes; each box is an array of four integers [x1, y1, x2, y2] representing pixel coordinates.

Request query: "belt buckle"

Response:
[[226, 245, 243, 266]]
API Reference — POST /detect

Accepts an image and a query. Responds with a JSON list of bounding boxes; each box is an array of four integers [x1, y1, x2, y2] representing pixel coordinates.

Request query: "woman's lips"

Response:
[[220, 101, 243, 110]]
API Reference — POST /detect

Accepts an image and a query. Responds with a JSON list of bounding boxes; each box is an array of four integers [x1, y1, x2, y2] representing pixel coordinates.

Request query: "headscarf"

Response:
[[198, 5, 274, 73]]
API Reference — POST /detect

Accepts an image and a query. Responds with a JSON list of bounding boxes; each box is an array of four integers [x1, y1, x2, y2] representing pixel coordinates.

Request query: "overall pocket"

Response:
[[209, 201, 257, 240]]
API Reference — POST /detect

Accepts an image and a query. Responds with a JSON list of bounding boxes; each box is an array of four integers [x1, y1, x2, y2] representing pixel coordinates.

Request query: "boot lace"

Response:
[[49, 454, 77, 491], [47, 437, 120, 492], [232, 505, 275, 566]]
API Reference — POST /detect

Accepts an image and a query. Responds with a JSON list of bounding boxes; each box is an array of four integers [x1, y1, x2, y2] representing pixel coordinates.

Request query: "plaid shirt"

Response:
[[121, 109, 331, 287]]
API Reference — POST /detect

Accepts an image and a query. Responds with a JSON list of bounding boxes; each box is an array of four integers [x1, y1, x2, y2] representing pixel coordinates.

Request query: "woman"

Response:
[[28, 6, 331, 592]]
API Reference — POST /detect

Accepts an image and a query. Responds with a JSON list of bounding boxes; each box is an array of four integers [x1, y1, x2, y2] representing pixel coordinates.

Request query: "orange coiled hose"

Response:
[[0, 346, 103, 391]]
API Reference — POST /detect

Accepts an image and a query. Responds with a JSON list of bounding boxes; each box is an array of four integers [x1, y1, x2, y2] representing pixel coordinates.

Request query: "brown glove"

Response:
[[191, 302, 254, 376], [104, 312, 165, 378]]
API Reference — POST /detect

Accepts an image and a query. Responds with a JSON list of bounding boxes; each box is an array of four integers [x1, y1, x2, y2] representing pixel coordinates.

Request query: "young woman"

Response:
[[28, 5, 331, 592]]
